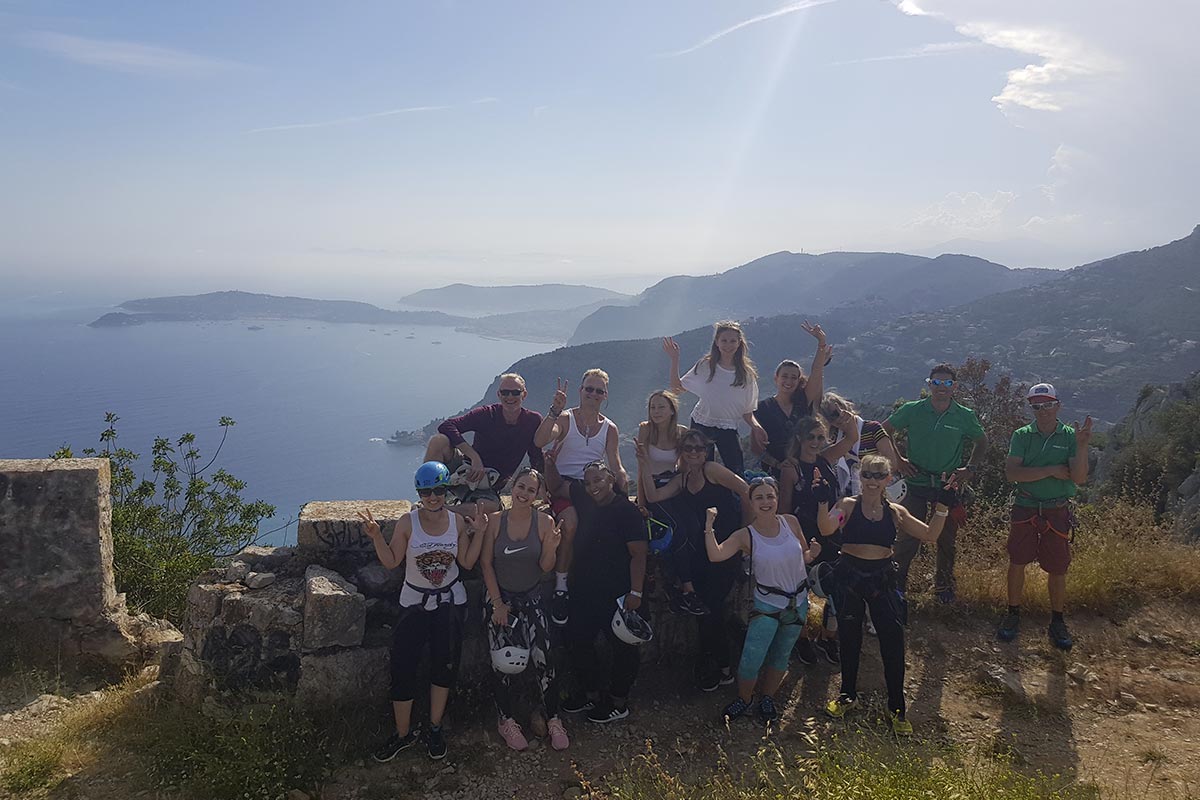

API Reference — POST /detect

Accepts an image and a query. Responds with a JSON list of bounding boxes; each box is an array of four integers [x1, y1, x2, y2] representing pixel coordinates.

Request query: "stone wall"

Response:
[[0, 459, 179, 670], [167, 500, 751, 709]]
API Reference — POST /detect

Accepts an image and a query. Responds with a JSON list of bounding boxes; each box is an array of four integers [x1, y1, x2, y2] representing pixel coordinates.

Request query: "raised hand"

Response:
[[833, 409, 856, 432], [801, 320, 827, 345], [807, 536, 823, 561], [705, 506, 719, 529], [634, 439, 649, 462], [356, 508, 382, 540], [545, 521, 563, 553], [662, 337, 681, 362], [551, 378, 568, 414], [1075, 415, 1094, 448], [463, 508, 488, 537], [811, 467, 836, 504], [817, 342, 834, 367]]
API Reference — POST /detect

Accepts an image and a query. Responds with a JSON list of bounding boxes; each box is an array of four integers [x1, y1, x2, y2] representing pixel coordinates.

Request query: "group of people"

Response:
[[359, 319, 1094, 762]]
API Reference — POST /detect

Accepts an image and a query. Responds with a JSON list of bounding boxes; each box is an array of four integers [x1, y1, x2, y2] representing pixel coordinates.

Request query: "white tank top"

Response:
[[400, 509, 466, 609], [749, 516, 808, 610], [644, 442, 678, 477], [556, 409, 612, 480]]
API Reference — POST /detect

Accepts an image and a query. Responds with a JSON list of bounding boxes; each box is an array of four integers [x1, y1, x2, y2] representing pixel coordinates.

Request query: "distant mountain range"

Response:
[[568, 251, 1055, 345], [399, 283, 631, 317]]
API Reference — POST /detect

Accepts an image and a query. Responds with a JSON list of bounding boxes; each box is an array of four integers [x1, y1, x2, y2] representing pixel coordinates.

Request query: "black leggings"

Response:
[[390, 603, 467, 702], [694, 555, 739, 674], [690, 420, 745, 477], [566, 590, 641, 699], [834, 557, 907, 714], [486, 594, 559, 719]]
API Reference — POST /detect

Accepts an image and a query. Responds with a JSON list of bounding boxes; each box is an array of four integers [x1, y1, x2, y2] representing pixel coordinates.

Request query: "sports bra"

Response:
[[841, 496, 899, 548]]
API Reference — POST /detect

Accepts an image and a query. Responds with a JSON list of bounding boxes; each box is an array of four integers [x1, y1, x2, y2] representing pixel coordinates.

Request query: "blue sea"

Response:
[[0, 310, 547, 545]]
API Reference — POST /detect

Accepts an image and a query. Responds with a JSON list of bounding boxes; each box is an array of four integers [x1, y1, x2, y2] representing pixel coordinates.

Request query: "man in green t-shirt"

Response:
[[998, 383, 1092, 650], [883, 363, 988, 602]]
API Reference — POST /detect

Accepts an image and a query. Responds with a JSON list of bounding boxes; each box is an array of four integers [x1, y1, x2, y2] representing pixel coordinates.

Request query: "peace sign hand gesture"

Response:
[[801, 320, 827, 345], [1074, 415, 1094, 448], [811, 468, 836, 505], [545, 521, 563, 553], [463, 508, 489, 537], [356, 508, 382, 540], [662, 337, 681, 362], [551, 378, 568, 415]]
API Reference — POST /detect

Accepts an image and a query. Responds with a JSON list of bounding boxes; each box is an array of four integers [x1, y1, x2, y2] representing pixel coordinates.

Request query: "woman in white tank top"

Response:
[[703, 476, 821, 727]]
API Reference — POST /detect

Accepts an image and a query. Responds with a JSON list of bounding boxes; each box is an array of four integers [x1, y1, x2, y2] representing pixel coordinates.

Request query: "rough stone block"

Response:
[[186, 583, 237, 627], [224, 561, 250, 583], [246, 572, 276, 589], [298, 500, 411, 553], [296, 646, 390, 707], [221, 589, 303, 636], [234, 545, 297, 573], [354, 563, 404, 597], [303, 565, 365, 651]]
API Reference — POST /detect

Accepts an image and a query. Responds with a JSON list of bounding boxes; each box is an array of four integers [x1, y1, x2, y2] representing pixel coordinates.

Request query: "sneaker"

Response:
[[547, 717, 570, 751], [550, 590, 570, 626], [561, 694, 595, 714], [824, 694, 858, 719], [586, 702, 629, 724], [372, 730, 420, 763], [866, 614, 877, 636], [817, 638, 841, 665], [682, 592, 711, 616], [793, 638, 818, 665], [699, 668, 735, 693], [1048, 619, 1073, 651], [757, 694, 779, 725], [722, 696, 751, 723], [890, 710, 913, 736], [997, 611, 1020, 642], [424, 725, 447, 760], [935, 587, 956, 605], [497, 717, 528, 751]]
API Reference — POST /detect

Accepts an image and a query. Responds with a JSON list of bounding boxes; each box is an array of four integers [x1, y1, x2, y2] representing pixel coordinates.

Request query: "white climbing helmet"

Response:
[[611, 596, 654, 646], [807, 560, 836, 600], [885, 477, 908, 504], [490, 643, 531, 675]]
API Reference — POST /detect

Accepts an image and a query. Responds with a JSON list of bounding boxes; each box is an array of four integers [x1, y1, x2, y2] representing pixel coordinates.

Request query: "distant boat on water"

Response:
[[386, 430, 425, 446]]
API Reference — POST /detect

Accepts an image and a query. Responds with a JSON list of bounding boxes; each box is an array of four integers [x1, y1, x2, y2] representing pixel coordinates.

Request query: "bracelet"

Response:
[[629, 590, 643, 598], [934, 510, 949, 517], [548, 406, 562, 418], [704, 528, 716, 535]]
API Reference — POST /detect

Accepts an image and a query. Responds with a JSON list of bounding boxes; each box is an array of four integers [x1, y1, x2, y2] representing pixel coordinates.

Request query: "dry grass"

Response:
[[953, 499, 1200, 613]]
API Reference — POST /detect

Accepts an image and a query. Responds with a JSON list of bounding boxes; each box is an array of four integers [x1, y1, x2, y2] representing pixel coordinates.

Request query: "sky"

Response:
[[1, 0, 1197, 302]]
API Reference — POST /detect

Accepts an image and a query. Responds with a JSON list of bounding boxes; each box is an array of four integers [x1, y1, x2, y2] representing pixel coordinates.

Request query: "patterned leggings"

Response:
[[486, 591, 559, 719]]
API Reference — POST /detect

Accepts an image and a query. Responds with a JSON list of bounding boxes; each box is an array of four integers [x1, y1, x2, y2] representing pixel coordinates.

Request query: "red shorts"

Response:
[[1007, 505, 1072, 574]]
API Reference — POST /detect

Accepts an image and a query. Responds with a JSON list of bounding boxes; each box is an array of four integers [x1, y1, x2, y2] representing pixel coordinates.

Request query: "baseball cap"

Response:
[[1027, 383, 1058, 402]]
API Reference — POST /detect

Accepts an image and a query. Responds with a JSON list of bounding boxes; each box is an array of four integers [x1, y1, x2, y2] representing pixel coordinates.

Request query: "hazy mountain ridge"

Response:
[[399, 283, 631, 317], [568, 251, 1055, 345]]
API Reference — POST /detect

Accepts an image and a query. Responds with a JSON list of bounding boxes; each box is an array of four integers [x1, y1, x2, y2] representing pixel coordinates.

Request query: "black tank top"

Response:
[[841, 496, 899, 548], [683, 469, 740, 540]]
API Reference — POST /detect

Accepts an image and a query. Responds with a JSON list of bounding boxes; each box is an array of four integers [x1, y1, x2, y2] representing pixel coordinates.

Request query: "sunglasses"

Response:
[[681, 444, 707, 453], [749, 476, 778, 487], [582, 386, 608, 395], [804, 433, 827, 442], [498, 389, 524, 397], [861, 471, 889, 480], [1030, 401, 1060, 410], [417, 486, 448, 497], [927, 378, 955, 387], [583, 459, 612, 473]]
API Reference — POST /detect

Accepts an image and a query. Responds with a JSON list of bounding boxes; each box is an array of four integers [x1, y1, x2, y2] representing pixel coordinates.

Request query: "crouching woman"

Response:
[[359, 461, 486, 763]]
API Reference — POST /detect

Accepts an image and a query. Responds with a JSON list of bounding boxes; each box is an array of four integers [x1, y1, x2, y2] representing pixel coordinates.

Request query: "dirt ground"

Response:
[[3, 601, 1198, 800]]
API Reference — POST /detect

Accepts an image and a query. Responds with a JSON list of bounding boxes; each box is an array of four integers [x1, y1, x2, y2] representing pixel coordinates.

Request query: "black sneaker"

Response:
[[372, 730, 420, 763], [424, 725, 447, 760], [1048, 619, 1073, 651], [722, 696, 751, 723], [818, 638, 840, 665], [997, 611, 1020, 642], [757, 694, 779, 725], [550, 590, 570, 626], [793, 638, 818, 665], [586, 702, 629, 724], [561, 693, 595, 714], [668, 591, 688, 616], [699, 668, 735, 693], [935, 587, 956, 605], [682, 592, 711, 616]]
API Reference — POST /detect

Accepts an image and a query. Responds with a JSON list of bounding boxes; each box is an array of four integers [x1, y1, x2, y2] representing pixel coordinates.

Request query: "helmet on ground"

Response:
[[646, 517, 673, 555], [489, 619, 530, 675], [807, 560, 837, 600], [611, 597, 654, 645], [885, 477, 907, 504], [415, 461, 451, 489]]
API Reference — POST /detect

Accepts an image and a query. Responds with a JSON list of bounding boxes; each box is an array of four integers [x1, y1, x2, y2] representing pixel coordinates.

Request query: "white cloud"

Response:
[[24, 31, 242, 77], [659, 0, 836, 58], [247, 105, 452, 134], [906, 190, 1016, 234], [828, 39, 983, 66]]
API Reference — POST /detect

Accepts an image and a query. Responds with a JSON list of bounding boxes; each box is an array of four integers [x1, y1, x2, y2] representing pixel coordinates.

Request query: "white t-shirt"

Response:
[[681, 362, 759, 430]]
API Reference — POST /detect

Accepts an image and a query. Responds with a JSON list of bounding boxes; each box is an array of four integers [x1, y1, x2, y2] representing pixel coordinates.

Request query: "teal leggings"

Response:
[[737, 597, 808, 681]]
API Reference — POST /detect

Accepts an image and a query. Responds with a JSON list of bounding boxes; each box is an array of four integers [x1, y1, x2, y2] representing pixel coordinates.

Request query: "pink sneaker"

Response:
[[497, 717, 528, 751], [547, 716, 569, 751]]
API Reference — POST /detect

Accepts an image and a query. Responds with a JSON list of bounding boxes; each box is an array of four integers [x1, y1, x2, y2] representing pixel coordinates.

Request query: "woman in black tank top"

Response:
[[814, 454, 951, 735]]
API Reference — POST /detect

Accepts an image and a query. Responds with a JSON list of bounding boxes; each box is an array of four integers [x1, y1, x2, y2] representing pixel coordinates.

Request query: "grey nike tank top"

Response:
[[493, 509, 544, 593]]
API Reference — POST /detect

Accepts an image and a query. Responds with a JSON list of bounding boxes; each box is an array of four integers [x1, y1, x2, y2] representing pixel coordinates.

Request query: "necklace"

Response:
[[576, 410, 602, 443], [860, 499, 885, 521]]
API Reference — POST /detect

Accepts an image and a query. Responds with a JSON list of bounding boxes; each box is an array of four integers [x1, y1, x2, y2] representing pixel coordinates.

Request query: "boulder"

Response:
[[296, 646, 389, 707], [224, 561, 250, 583], [354, 563, 404, 597], [298, 500, 411, 554], [235, 545, 298, 573], [246, 572, 276, 589], [303, 565, 365, 651]]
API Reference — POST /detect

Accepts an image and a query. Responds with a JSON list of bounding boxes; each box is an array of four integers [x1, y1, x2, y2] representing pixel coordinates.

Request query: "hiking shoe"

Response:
[[890, 710, 913, 736], [757, 694, 779, 725], [1048, 619, 1073, 651], [722, 696, 751, 723], [699, 668, 735, 693], [586, 702, 629, 724], [547, 717, 570, 751], [561, 694, 595, 714], [793, 638, 818, 665], [997, 611, 1020, 642], [682, 592, 711, 616], [372, 730, 420, 763], [866, 613, 877, 636], [497, 717, 528, 751], [550, 590, 570, 626], [935, 587, 956, 605], [818, 638, 841, 665], [424, 725, 447, 760], [825, 695, 858, 719]]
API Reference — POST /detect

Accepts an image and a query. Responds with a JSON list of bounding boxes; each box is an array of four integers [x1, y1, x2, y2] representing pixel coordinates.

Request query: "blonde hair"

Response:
[[860, 454, 891, 475], [820, 392, 857, 420], [499, 372, 526, 388], [582, 368, 610, 385], [645, 390, 680, 448], [696, 320, 758, 387]]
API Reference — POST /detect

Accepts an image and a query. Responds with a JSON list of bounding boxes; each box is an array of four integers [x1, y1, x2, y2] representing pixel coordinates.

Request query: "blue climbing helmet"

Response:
[[414, 461, 451, 489], [645, 516, 674, 554]]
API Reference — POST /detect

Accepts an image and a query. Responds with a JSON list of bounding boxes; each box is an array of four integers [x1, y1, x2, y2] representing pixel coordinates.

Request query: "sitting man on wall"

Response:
[[425, 372, 546, 513]]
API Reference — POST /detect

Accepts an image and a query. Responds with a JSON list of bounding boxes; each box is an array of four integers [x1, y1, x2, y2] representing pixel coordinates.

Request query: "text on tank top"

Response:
[[493, 509, 544, 594], [556, 410, 612, 480], [841, 497, 900, 549], [749, 516, 809, 609], [401, 509, 466, 609]]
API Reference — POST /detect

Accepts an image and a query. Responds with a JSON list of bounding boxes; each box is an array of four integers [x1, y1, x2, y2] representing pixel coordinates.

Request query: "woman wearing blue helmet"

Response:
[[359, 460, 486, 763]]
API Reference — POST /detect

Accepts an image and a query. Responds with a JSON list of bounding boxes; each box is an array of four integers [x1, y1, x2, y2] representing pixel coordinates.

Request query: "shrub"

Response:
[[53, 413, 275, 621]]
